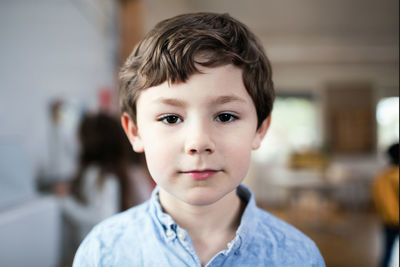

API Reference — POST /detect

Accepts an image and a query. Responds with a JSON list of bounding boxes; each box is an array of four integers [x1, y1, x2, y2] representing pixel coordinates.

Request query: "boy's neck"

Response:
[[159, 188, 244, 265], [159, 188, 244, 238]]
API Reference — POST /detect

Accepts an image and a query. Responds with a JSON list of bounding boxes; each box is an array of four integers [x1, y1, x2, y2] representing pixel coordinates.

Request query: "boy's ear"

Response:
[[252, 115, 271, 150], [121, 112, 144, 153]]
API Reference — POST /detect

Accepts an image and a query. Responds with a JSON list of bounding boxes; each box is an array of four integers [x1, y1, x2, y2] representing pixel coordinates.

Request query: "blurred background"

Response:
[[0, 0, 398, 266]]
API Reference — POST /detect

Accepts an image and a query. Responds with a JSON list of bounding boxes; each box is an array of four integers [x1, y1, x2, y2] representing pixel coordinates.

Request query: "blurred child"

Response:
[[38, 99, 78, 191], [373, 143, 399, 267], [59, 112, 152, 240]]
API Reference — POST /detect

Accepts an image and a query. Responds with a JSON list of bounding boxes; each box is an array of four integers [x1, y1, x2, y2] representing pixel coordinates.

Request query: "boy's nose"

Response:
[[184, 123, 215, 155]]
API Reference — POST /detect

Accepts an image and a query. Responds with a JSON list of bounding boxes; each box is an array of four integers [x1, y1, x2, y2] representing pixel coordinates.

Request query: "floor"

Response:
[[259, 201, 383, 267]]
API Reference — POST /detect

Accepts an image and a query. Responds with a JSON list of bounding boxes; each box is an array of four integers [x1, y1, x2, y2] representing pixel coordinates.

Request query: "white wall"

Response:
[[0, 0, 117, 178], [0, 196, 60, 267]]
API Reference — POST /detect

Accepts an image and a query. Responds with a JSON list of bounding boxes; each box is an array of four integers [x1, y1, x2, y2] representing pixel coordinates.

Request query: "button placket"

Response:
[[165, 229, 176, 240], [175, 228, 200, 265], [177, 230, 186, 242]]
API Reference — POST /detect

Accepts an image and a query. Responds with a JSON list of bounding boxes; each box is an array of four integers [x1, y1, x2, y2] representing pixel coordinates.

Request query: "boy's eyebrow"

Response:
[[154, 95, 246, 107], [212, 95, 246, 105], [156, 98, 186, 107]]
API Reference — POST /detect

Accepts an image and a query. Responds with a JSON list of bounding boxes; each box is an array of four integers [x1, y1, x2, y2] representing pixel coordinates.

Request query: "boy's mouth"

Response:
[[180, 169, 220, 180]]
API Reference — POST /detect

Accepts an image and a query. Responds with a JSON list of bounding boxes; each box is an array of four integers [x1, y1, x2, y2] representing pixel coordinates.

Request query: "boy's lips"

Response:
[[180, 169, 220, 180]]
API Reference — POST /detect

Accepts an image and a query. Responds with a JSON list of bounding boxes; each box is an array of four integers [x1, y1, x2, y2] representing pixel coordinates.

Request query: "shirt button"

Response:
[[177, 231, 186, 241], [166, 229, 175, 238]]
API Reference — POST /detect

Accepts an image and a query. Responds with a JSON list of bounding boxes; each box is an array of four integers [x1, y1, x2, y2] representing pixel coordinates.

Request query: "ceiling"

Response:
[[143, 0, 399, 64]]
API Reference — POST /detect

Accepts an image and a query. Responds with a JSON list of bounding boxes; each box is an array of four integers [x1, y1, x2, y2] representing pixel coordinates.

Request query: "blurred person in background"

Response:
[[56, 112, 153, 259], [373, 142, 399, 267], [38, 99, 78, 191]]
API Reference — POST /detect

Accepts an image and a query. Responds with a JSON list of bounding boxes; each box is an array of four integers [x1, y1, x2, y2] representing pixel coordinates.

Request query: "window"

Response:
[[376, 97, 399, 151], [253, 94, 320, 164]]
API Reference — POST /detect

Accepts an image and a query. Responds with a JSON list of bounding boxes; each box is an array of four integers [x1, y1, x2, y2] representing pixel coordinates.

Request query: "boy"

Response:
[[73, 12, 325, 266]]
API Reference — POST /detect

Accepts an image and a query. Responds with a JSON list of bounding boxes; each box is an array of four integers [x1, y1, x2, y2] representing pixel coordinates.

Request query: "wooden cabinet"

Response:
[[119, 0, 144, 63], [324, 82, 376, 154]]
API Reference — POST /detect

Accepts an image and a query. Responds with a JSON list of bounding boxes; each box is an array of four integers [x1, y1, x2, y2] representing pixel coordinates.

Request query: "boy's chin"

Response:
[[183, 197, 221, 207], [160, 185, 239, 208], [179, 189, 232, 207]]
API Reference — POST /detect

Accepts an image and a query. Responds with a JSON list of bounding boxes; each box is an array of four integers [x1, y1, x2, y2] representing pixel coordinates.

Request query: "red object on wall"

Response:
[[99, 87, 112, 111]]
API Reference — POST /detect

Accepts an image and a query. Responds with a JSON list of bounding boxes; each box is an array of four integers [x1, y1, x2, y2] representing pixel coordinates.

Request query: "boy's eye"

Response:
[[216, 113, 238, 123], [158, 115, 182, 124]]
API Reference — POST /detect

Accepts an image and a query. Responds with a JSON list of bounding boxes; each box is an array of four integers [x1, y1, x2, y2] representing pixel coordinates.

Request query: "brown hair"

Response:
[[119, 12, 274, 128], [72, 112, 147, 210]]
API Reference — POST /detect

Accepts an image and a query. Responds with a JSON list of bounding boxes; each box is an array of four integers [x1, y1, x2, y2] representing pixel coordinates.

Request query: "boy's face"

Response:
[[122, 64, 269, 206]]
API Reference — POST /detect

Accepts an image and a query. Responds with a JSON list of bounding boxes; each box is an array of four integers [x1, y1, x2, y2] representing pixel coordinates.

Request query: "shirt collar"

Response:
[[235, 184, 258, 251], [149, 184, 259, 246], [149, 186, 177, 241]]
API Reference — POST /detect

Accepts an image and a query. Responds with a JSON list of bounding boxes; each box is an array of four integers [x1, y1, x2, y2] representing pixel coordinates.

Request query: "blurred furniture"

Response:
[[263, 155, 383, 211], [324, 82, 376, 154], [0, 138, 60, 267], [289, 150, 329, 170]]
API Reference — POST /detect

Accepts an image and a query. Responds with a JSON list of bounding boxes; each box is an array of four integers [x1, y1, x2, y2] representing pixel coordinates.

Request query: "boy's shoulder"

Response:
[[73, 201, 153, 266], [88, 200, 150, 240], [236, 185, 324, 265], [238, 184, 312, 244], [254, 205, 314, 244], [245, 204, 323, 265]]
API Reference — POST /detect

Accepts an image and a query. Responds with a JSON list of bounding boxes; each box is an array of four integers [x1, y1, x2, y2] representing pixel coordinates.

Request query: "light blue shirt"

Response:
[[73, 185, 325, 266]]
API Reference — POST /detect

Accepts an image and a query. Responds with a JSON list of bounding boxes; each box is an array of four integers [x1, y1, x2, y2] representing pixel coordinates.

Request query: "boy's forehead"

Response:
[[148, 64, 242, 89], [158, 63, 243, 88], [136, 64, 255, 108]]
